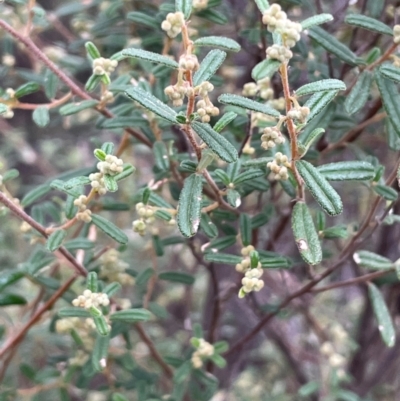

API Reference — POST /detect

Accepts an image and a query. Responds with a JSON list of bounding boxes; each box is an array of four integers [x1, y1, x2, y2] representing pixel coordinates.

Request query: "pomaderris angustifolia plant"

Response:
[[2, 0, 400, 399]]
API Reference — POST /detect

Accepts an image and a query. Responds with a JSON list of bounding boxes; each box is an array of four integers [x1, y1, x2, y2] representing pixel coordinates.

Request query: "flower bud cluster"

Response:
[[191, 338, 214, 369], [132, 202, 155, 236], [97, 155, 124, 176], [89, 172, 107, 195], [55, 317, 96, 349], [74, 195, 92, 223], [99, 249, 135, 285], [100, 90, 114, 104], [261, 126, 285, 150], [239, 267, 265, 297], [262, 4, 302, 48], [287, 106, 310, 123], [179, 54, 200, 72], [267, 152, 291, 181], [72, 289, 110, 309], [92, 58, 118, 76], [2, 53, 15, 67], [164, 81, 192, 107], [1, 106, 14, 119], [320, 341, 346, 369], [235, 245, 259, 273], [266, 44, 293, 63], [20, 221, 32, 233], [193, 0, 208, 10], [161, 12, 185, 38], [394, 25, 400, 44], [242, 142, 255, 155], [242, 77, 273, 100], [195, 82, 219, 123]]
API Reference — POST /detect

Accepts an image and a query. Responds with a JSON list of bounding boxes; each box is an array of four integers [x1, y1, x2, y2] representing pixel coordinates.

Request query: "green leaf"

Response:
[[210, 354, 227, 368], [298, 128, 325, 156], [200, 213, 218, 238], [193, 49, 227, 86], [101, 142, 114, 155], [32, 106, 50, 127], [59, 100, 98, 116], [158, 272, 195, 285], [191, 122, 238, 163], [103, 175, 118, 192], [91, 214, 128, 244], [296, 160, 343, 216], [58, 308, 91, 318], [233, 169, 264, 185], [196, 9, 228, 24], [240, 214, 252, 246], [2, 168, 20, 182], [260, 255, 291, 269], [379, 63, 400, 84], [218, 93, 280, 118], [94, 148, 106, 161], [114, 164, 136, 182], [93, 315, 110, 336], [21, 184, 51, 207], [304, 90, 339, 123], [0, 271, 24, 292], [295, 79, 346, 97], [125, 87, 177, 123], [110, 308, 152, 322], [213, 111, 237, 132], [122, 48, 179, 69], [345, 14, 393, 36], [46, 229, 67, 252], [176, 0, 192, 19], [308, 26, 359, 66], [204, 253, 242, 264], [0, 294, 27, 306], [44, 69, 59, 99], [86, 272, 98, 292], [368, 283, 396, 347], [126, 11, 159, 29], [373, 184, 398, 201], [99, 116, 145, 129], [177, 173, 203, 237], [344, 70, 373, 115], [205, 235, 237, 252], [112, 393, 129, 401], [254, 0, 269, 13], [14, 82, 40, 98], [85, 41, 101, 60], [251, 59, 281, 81], [154, 210, 172, 221], [375, 70, 400, 136], [92, 334, 109, 372], [242, 157, 273, 168], [103, 282, 122, 297], [291, 202, 322, 265], [64, 176, 91, 189], [301, 14, 333, 29], [227, 189, 241, 208], [194, 36, 241, 52], [317, 161, 375, 181], [153, 141, 170, 171], [353, 250, 393, 270]]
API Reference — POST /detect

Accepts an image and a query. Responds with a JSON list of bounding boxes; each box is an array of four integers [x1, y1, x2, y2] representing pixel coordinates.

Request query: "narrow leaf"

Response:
[[301, 14, 333, 29], [379, 63, 400, 84], [110, 308, 152, 322], [46, 229, 67, 252], [93, 315, 110, 336], [85, 41, 101, 60], [126, 11, 159, 29], [64, 176, 91, 189], [368, 283, 396, 347], [296, 160, 343, 216], [373, 184, 398, 201], [153, 141, 170, 171], [193, 49, 227, 86], [0, 294, 27, 306], [213, 111, 237, 132], [317, 161, 375, 181], [240, 214, 252, 246], [345, 14, 393, 36], [14, 82, 40, 98], [59, 100, 98, 116], [58, 308, 91, 318], [295, 79, 346, 97], [175, 0, 192, 19], [103, 175, 118, 192], [308, 26, 359, 66], [177, 174, 203, 237], [194, 36, 241, 52], [200, 213, 218, 238], [21, 184, 51, 207], [305, 90, 339, 123], [192, 122, 238, 163], [122, 48, 179, 69], [233, 169, 264, 185], [298, 128, 325, 156], [86, 272, 98, 292], [204, 253, 242, 265], [251, 59, 281, 81], [227, 189, 241, 208], [353, 250, 393, 270], [218, 93, 280, 117], [291, 202, 322, 265], [345, 70, 373, 115], [92, 334, 109, 372], [158, 272, 195, 285], [32, 106, 50, 127], [91, 214, 128, 244]]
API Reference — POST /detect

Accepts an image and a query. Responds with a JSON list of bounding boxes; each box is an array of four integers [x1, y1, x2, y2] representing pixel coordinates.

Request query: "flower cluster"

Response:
[[92, 58, 118, 76], [164, 81, 192, 107], [179, 54, 200, 72], [74, 195, 92, 223], [132, 202, 155, 236], [193, 0, 208, 10], [55, 317, 96, 349], [239, 267, 265, 298], [161, 12, 185, 38], [195, 81, 219, 123], [393, 24, 400, 44], [72, 289, 110, 309], [99, 249, 135, 285], [267, 152, 291, 180], [235, 245, 260, 273], [242, 142, 255, 155], [287, 105, 310, 123], [97, 155, 124, 176], [262, 4, 302, 48], [191, 338, 214, 369], [266, 44, 293, 63], [242, 77, 273, 100], [261, 126, 286, 150], [2, 53, 15, 67], [89, 172, 107, 195], [100, 90, 114, 104]]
